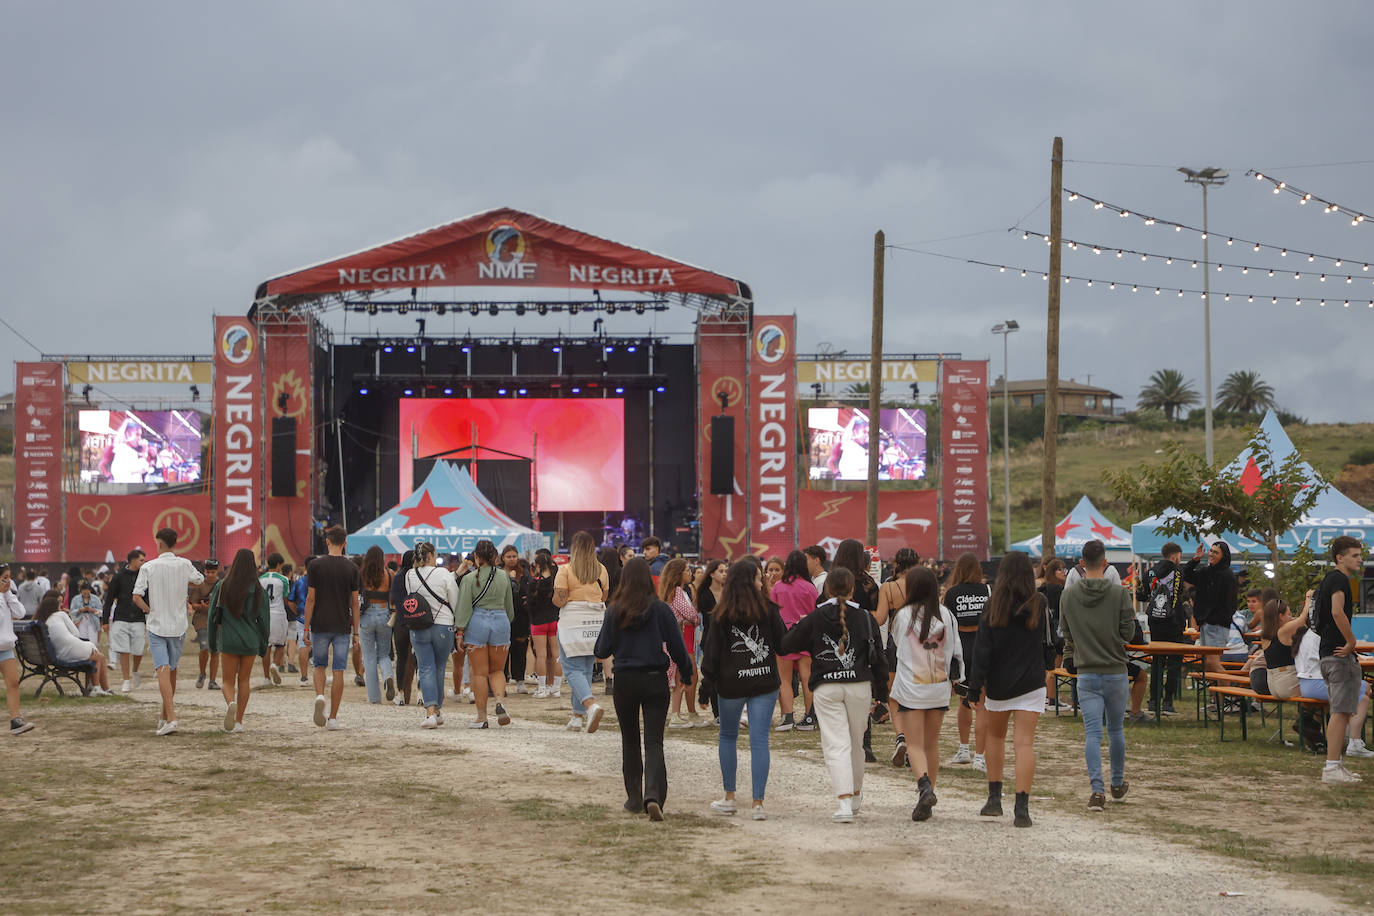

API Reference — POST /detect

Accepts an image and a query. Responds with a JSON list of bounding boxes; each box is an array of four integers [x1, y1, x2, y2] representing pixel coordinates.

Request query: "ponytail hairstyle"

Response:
[[891, 547, 920, 577], [824, 566, 855, 652], [473, 539, 499, 567], [413, 541, 438, 567], [903, 565, 940, 641], [1260, 598, 1289, 641]]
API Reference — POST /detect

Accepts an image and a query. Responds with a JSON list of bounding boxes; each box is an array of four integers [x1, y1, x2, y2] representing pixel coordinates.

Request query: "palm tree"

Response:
[[1137, 369, 1199, 421], [1217, 370, 1276, 415], [844, 382, 871, 399]]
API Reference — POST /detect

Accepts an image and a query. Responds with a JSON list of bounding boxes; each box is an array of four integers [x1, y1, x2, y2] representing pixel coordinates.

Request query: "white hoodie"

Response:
[[0, 588, 24, 653]]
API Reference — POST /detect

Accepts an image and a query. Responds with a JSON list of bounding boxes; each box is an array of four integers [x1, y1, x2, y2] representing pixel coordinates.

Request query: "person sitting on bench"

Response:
[[35, 596, 114, 696]]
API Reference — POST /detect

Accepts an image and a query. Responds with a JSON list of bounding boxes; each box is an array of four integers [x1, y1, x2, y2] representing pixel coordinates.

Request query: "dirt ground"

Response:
[[2, 665, 1368, 915]]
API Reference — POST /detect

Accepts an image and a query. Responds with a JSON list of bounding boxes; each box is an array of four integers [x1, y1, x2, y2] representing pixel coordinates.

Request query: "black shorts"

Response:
[[896, 700, 949, 713], [1128, 659, 1147, 682]]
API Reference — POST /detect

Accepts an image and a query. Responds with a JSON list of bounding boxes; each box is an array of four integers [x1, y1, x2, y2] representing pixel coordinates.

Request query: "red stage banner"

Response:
[[749, 316, 797, 557], [13, 362, 63, 562], [213, 315, 263, 559], [798, 490, 938, 560], [697, 315, 750, 559], [66, 492, 212, 562], [940, 359, 990, 560], [261, 316, 314, 567], [260, 208, 746, 299]]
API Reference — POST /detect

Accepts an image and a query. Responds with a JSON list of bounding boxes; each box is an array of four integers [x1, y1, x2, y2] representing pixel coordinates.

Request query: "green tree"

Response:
[[843, 381, 870, 399], [1136, 369, 1199, 421], [1104, 428, 1326, 566], [1217, 370, 1276, 414]]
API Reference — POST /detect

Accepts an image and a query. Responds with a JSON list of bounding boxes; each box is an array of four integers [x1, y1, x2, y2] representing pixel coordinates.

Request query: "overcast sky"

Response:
[[4, 1, 1373, 421]]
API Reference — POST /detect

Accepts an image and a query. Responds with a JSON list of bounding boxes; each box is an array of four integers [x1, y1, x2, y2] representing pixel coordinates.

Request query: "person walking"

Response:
[[554, 531, 610, 731], [257, 554, 291, 686], [404, 541, 459, 728], [828, 539, 881, 761], [662, 558, 702, 727], [502, 545, 532, 694], [1, 565, 37, 734], [888, 565, 962, 822], [187, 561, 220, 690], [780, 568, 889, 823], [876, 547, 921, 758], [770, 550, 818, 733], [594, 557, 692, 821], [944, 552, 992, 768], [208, 548, 270, 733], [388, 550, 416, 706], [102, 549, 147, 694], [35, 596, 114, 695], [694, 559, 727, 723], [357, 546, 396, 705], [528, 553, 562, 698], [700, 561, 786, 820], [1058, 540, 1136, 812], [963, 552, 1053, 828], [305, 526, 361, 730], [455, 540, 515, 729], [132, 528, 204, 736]]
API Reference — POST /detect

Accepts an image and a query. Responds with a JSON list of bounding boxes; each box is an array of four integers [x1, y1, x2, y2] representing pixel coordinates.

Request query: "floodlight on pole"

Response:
[[1179, 166, 1228, 464], [991, 320, 1020, 553]]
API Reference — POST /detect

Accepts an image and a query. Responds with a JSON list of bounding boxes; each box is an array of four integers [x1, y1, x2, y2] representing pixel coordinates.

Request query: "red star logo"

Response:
[[397, 490, 456, 528], [1056, 515, 1078, 540], [1089, 517, 1118, 541], [1239, 457, 1263, 496]]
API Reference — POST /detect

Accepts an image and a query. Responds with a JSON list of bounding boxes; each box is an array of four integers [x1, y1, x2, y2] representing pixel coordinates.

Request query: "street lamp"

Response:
[[991, 320, 1020, 553], [1178, 166, 1228, 464]]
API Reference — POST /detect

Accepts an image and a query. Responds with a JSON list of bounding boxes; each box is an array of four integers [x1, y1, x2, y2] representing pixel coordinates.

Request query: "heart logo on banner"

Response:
[[78, 503, 111, 533]]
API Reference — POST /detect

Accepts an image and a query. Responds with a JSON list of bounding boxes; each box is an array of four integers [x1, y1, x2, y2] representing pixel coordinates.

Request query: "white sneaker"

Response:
[[693, 716, 714, 728], [131, 672, 142, 690], [709, 798, 738, 815], [436, 711, 446, 726], [392, 695, 406, 707], [420, 714, 439, 729], [298, 676, 308, 686], [566, 716, 585, 730], [269, 664, 282, 686], [585, 703, 605, 733], [121, 680, 132, 694], [1345, 738, 1374, 758], [832, 797, 855, 823], [1323, 763, 1361, 785], [550, 687, 562, 698], [461, 688, 475, 704], [155, 720, 178, 737], [668, 714, 692, 729], [231, 722, 245, 733], [313, 695, 327, 727], [751, 804, 767, 821], [325, 718, 342, 731], [533, 685, 549, 699], [973, 753, 987, 773], [524, 674, 538, 685], [851, 791, 862, 815], [516, 683, 528, 695], [223, 702, 237, 732], [951, 745, 972, 765], [448, 688, 460, 700], [156, 719, 166, 732]]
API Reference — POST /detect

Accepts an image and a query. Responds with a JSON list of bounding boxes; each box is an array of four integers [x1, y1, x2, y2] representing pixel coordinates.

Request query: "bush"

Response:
[[1124, 408, 1170, 431], [1276, 408, 1307, 426], [1349, 447, 1374, 467]]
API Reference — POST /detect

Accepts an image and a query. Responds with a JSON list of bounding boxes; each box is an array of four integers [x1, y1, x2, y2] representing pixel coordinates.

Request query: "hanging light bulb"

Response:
[[1069, 192, 1079, 200], [1308, 254, 1316, 262], [1242, 267, 1249, 274], [1116, 250, 1123, 258], [1226, 238, 1234, 245], [1248, 295, 1254, 302], [1145, 217, 1156, 226]]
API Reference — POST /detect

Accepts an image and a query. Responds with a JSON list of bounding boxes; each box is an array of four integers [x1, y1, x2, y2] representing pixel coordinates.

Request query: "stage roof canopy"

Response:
[[254, 207, 751, 308]]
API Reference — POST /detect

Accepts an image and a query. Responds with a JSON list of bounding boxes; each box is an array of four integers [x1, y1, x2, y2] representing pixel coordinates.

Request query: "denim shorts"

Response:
[[147, 632, 185, 670], [465, 608, 511, 648], [0, 646, 15, 663], [310, 631, 352, 671], [1200, 624, 1230, 647]]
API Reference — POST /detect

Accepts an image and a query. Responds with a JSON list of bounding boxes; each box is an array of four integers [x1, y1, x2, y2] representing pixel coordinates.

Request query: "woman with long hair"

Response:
[[455, 539, 515, 728], [554, 531, 609, 731], [208, 548, 269, 732], [771, 550, 818, 732], [661, 557, 703, 727], [528, 553, 562, 698], [702, 562, 787, 820], [405, 542, 460, 728], [780, 567, 889, 823], [877, 547, 921, 763], [694, 559, 727, 722], [36, 595, 114, 696], [0, 565, 37, 734], [889, 566, 962, 822], [597, 547, 624, 695], [388, 550, 417, 706], [944, 552, 992, 769], [502, 545, 531, 694], [358, 546, 395, 704], [594, 557, 692, 821], [1255, 597, 1306, 699], [829, 538, 881, 760], [963, 552, 1051, 828]]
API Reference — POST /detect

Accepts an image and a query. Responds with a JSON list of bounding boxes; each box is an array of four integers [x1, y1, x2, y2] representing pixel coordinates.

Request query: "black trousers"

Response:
[[612, 668, 670, 810], [507, 637, 529, 682], [1150, 625, 1186, 705], [392, 624, 415, 701]]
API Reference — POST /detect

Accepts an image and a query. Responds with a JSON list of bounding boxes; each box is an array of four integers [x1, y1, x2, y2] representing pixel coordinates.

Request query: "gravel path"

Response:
[[147, 678, 1350, 915]]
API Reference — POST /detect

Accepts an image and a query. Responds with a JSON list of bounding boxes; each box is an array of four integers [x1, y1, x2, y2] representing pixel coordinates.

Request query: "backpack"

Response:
[[1146, 572, 1186, 630], [401, 569, 448, 630]]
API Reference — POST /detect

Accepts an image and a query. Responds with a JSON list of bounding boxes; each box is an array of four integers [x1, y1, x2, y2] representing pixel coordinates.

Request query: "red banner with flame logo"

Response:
[[697, 316, 750, 559], [261, 316, 314, 567]]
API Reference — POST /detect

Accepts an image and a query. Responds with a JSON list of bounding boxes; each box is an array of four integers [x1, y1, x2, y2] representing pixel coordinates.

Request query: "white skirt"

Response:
[[984, 686, 1046, 713]]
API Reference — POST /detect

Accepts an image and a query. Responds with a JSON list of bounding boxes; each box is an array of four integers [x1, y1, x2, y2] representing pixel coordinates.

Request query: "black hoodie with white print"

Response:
[[700, 607, 787, 700], [780, 598, 889, 698]]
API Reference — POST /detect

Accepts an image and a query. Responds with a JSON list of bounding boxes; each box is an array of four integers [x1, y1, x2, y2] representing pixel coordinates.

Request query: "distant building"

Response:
[[994, 377, 1123, 419]]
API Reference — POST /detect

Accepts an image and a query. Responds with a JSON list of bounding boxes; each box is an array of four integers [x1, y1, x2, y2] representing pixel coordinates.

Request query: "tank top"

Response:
[[363, 573, 391, 607], [1263, 634, 1296, 669]]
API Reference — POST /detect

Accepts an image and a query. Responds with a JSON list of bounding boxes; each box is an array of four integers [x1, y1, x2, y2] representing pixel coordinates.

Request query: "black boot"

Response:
[[913, 773, 938, 821], [980, 780, 1003, 817], [1013, 791, 1032, 828], [863, 724, 877, 763]]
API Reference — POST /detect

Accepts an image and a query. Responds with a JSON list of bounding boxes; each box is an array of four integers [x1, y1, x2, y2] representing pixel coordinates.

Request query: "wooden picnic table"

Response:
[[1127, 641, 1227, 725]]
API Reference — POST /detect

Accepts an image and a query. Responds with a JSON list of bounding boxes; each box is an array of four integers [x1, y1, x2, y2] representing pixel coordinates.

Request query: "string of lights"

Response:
[[885, 245, 1374, 309], [1246, 171, 1373, 226], [1012, 229, 1374, 282], [1062, 189, 1372, 269]]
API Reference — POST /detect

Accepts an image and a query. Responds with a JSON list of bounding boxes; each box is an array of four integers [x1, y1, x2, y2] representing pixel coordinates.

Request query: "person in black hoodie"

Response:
[[1182, 540, 1237, 676], [781, 567, 889, 824], [593, 557, 692, 822], [827, 539, 881, 760], [102, 549, 147, 693], [700, 562, 787, 821], [964, 552, 1052, 828], [1136, 542, 1189, 713]]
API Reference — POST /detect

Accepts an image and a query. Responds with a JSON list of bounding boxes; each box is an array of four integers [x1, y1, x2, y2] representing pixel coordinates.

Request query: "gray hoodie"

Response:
[[1059, 577, 1135, 675]]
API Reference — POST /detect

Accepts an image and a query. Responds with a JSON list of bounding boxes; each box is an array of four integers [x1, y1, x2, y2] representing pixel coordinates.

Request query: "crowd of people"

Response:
[[2, 526, 1370, 823]]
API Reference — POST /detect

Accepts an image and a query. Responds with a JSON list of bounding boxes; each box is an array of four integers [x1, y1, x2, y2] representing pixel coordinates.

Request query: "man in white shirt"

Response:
[[804, 545, 829, 595], [133, 527, 203, 736]]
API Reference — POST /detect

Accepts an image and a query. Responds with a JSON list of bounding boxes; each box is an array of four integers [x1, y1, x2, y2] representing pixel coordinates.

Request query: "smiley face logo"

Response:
[[154, 507, 201, 554], [711, 376, 743, 409]]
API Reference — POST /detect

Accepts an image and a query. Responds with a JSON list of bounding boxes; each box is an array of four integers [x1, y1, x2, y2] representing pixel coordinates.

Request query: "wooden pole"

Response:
[[1041, 137, 1063, 558], [867, 230, 885, 547]]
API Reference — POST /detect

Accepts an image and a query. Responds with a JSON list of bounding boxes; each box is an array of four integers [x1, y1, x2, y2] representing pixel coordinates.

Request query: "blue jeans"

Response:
[[410, 624, 454, 709], [717, 691, 778, 801], [310, 631, 351, 671], [1077, 672, 1128, 794], [358, 606, 394, 704], [147, 632, 184, 670], [558, 643, 596, 715]]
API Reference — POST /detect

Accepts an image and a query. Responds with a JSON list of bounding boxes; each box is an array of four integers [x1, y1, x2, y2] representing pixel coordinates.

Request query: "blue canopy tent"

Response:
[[1130, 411, 1374, 559], [1009, 495, 1133, 561], [347, 461, 543, 556]]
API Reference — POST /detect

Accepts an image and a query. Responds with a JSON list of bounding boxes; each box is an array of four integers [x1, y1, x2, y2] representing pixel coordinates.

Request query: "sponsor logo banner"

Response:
[[750, 316, 796, 557], [67, 361, 212, 385], [940, 360, 990, 560], [214, 316, 261, 557], [798, 490, 938, 561], [697, 316, 750, 559], [14, 362, 63, 561]]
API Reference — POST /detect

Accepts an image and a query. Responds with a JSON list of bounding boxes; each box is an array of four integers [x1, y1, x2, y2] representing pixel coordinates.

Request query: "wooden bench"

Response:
[[1048, 668, 1078, 716], [1206, 684, 1328, 750], [14, 620, 94, 697]]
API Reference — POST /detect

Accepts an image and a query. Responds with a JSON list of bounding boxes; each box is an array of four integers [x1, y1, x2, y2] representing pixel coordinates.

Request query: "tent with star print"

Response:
[[1130, 410, 1374, 558], [347, 460, 544, 556], [1008, 494, 1133, 560]]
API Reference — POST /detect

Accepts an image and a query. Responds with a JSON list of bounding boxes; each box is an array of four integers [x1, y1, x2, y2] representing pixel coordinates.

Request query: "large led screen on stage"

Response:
[[399, 399, 625, 512], [77, 409, 205, 492], [806, 406, 928, 481]]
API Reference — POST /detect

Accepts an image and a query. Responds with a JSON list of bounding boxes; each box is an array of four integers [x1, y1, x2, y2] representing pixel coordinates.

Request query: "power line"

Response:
[[0, 316, 43, 355]]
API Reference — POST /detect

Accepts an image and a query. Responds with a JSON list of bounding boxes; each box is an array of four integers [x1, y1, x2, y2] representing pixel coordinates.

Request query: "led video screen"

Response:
[[807, 406, 927, 481], [399, 399, 625, 512], [78, 409, 204, 491]]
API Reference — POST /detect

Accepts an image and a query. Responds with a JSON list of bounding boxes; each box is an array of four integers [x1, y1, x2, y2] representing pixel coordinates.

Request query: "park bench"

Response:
[[14, 620, 94, 698], [1206, 684, 1328, 751]]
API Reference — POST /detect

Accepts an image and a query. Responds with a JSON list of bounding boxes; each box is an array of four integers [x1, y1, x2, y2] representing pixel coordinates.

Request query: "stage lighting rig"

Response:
[[190, 385, 201, 402]]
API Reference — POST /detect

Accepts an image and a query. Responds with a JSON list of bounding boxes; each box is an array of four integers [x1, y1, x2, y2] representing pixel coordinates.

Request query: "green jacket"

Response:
[[1059, 577, 1135, 675], [207, 581, 270, 657], [454, 565, 514, 629]]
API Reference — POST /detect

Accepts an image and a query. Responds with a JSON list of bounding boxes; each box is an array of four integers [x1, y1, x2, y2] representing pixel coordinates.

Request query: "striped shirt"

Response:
[[134, 551, 204, 638]]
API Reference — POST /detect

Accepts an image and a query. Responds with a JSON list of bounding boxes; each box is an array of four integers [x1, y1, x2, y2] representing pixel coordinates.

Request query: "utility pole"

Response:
[[1042, 137, 1063, 560], [867, 230, 884, 548], [1179, 167, 1228, 464]]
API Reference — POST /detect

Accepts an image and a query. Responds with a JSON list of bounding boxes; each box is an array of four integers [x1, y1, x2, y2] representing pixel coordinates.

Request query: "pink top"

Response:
[[770, 577, 819, 628], [667, 588, 697, 628]]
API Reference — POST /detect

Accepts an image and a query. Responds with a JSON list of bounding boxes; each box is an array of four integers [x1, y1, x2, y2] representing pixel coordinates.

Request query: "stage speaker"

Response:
[[709, 416, 734, 495], [271, 417, 297, 498]]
